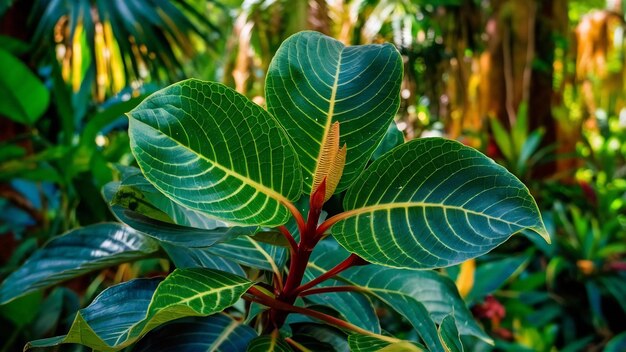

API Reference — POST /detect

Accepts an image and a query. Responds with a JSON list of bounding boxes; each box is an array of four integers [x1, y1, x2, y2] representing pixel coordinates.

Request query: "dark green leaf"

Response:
[[348, 335, 424, 351], [132, 314, 257, 352], [246, 335, 293, 351], [27, 268, 253, 350], [333, 138, 549, 269], [0, 223, 159, 304], [127, 79, 302, 226], [309, 240, 491, 350], [605, 332, 626, 352], [161, 243, 244, 276], [266, 31, 403, 194], [438, 315, 463, 352], [0, 48, 50, 125]]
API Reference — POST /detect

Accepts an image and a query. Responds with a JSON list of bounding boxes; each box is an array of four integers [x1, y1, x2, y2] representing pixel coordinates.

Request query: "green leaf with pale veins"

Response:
[[266, 31, 403, 194], [309, 240, 491, 351], [128, 79, 302, 227], [348, 335, 425, 352], [246, 335, 293, 352], [0, 223, 158, 304], [26, 268, 253, 351], [333, 138, 549, 269], [132, 314, 257, 352]]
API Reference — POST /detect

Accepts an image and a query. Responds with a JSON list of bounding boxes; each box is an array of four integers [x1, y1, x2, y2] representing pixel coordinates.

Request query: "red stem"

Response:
[[278, 225, 298, 257], [293, 253, 363, 295], [246, 286, 395, 341], [299, 285, 365, 297]]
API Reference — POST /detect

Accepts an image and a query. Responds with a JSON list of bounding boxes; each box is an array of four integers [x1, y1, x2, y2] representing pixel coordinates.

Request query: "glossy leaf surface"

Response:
[[348, 335, 424, 352], [0, 223, 158, 304], [27, 269, 252, 350], [333, 138, 549, 269], [246, 335, 293, 351], [128, 79, 302, 227], [266, 31, 402, 194], [309, 240, 490, 350], [132, 314, 257, 352]]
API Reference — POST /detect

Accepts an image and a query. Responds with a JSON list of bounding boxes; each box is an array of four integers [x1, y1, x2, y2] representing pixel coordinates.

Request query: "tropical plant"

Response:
[[0, 31, 549, 351]]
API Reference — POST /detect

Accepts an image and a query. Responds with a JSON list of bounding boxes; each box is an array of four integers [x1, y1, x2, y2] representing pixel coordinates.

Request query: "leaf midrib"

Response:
[[311, 47, 344, 185], [130, 118, 291, 206], [341, 202, 530, 228]]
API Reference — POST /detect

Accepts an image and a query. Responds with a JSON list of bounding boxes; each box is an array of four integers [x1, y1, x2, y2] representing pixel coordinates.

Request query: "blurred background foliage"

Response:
[[1, 0, 625, 351]]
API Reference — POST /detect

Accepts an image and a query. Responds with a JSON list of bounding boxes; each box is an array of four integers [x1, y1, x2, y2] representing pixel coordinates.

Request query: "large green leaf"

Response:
[[246, 335, 293, 351], [27, 268, 253, 351], [128, 79, 302, 227], [309, 240, 491, 351], [0, 223, 158, 305], [132, 314, 257, 352], [266, 31, 403, 194], [333, 138, 549, 269], [0, 48, 50, 125]]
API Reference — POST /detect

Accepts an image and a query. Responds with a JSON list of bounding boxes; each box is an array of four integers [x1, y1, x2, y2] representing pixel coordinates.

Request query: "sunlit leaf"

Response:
[[266, 31, 402, 194], [332, 138, 549, 269], [128, 79, 302, 227]]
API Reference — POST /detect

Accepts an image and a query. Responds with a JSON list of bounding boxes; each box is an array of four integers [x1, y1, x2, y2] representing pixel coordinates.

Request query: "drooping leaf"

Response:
[[438, 315, 463, 352], [160, 243, 244, 276], [27, 268, 253, 351], [246, 335, 293, 351], [309, 240, 491, 350], [112, 204, 255, 248], [0, 48, 50, 125], [113, 169, 231, 229], [0, 223, 158, 304], [127, 79, 302, 227], [207, 236, 286, 272], [266, 31, 403, 194], [332, 138, 549, 269], [132, 314, 257, 352], [348, 335, 424, 352]]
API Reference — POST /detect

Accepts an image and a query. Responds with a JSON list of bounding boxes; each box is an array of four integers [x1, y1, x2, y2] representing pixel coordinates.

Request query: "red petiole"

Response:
[[265, 178, 369, 330]]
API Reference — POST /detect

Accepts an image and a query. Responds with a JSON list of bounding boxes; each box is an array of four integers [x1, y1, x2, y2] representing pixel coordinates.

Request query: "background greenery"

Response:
[[0, 0, 625, 351]]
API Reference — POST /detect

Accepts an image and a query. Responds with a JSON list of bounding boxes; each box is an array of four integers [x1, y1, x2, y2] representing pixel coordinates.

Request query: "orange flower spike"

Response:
[[312, 122, 346, 202]]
